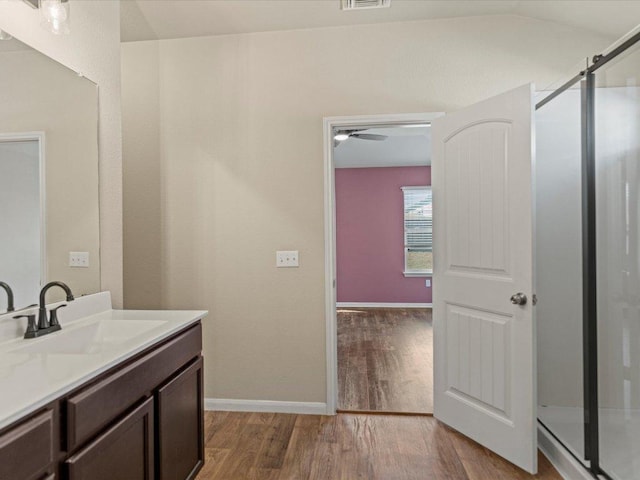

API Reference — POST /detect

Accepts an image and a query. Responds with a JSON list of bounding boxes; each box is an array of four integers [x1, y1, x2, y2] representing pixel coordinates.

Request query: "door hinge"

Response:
[[532, 294, 538, 306]]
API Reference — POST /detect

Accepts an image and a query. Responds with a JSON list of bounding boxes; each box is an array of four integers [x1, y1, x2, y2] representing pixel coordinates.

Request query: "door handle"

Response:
[[510, 292, 527, 305]]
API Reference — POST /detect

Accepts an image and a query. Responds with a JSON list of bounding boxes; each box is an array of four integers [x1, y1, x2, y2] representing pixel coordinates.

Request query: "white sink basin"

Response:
[[8, 319, 168, 355]]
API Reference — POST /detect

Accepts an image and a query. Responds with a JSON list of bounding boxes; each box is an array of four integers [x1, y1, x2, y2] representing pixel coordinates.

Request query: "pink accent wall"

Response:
[[336, 166, 432, 304]]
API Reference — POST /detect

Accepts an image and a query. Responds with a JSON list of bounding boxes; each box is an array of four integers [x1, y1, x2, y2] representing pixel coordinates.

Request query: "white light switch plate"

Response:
[[69, 252, 89, 268], [276, 250, 299, 268]]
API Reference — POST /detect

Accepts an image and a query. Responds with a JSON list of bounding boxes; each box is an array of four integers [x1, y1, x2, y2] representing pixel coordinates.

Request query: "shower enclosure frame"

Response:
[[536, 29, 640, 480]]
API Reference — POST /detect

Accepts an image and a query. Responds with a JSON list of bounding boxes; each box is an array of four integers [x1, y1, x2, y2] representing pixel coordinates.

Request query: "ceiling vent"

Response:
[[341, 0, 391, 11]]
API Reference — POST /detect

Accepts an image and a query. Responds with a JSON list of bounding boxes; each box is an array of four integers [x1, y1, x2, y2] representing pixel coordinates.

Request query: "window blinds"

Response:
[[401, 186, 432, 253]]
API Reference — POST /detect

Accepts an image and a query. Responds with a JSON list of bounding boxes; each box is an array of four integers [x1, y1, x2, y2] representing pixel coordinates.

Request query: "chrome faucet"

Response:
[[0, 281, 15, 312], [16, 281, 75, 339]]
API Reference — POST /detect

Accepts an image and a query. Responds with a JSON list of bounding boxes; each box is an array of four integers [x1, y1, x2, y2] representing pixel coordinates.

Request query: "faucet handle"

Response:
[[48, 304, 67, 328], [14, 314, 38, 338]]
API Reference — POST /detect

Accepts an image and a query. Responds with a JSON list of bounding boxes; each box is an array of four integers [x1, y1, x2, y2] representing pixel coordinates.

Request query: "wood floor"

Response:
[[195, 411, 562, 480], [338, 307, 433, 413]]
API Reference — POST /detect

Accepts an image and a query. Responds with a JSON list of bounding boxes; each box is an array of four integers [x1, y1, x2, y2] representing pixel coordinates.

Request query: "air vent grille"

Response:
[[341, 0, 391, 11]]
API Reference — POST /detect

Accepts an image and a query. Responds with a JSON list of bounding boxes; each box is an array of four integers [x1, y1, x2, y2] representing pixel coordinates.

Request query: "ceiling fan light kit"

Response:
[[333, 129, 389, 145]]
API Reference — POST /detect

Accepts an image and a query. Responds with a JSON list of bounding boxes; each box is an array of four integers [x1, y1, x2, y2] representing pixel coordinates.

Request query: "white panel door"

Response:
[[432, 84, 536, 473]]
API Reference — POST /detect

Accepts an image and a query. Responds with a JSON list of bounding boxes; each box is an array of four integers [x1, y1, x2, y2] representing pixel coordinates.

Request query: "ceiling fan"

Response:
[[334, 129, 388, 147]]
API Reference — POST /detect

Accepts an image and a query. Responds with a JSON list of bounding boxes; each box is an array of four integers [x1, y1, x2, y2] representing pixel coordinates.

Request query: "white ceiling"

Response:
[[120, 0, 640, 43], [334, 126, 431, 169]]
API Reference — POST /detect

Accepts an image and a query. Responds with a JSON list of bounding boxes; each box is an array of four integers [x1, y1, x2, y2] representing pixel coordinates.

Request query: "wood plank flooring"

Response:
[[338, 307, 433, 413], [195, 411, 562, 480]]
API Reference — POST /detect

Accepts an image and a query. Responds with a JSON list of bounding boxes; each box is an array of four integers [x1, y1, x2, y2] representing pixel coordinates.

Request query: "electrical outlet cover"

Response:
[[276, 250, 299, 267], [69, 251, 89, 268]]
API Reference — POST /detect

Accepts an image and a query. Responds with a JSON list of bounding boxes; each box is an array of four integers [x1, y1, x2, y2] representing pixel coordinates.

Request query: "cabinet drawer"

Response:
[[66, 322, 201, 451], [65, 397, 154, 480], [0, 410, 54, 480]]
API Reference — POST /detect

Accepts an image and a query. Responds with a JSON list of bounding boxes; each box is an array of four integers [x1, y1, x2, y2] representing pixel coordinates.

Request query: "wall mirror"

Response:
[[0, 35, 100, 313]]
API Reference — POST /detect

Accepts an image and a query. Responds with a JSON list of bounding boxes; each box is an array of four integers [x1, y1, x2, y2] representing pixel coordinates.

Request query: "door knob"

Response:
[[510, 292, 527, 305]]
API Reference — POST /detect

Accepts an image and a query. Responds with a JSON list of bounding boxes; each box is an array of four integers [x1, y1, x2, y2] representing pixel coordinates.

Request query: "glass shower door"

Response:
[[536, 84, 586, 462], [595, 41, 640, 480]]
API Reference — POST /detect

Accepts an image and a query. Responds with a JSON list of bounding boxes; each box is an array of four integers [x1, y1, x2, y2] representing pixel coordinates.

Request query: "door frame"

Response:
[[322, 112, 443, 414], [0, 131, 47, 288]]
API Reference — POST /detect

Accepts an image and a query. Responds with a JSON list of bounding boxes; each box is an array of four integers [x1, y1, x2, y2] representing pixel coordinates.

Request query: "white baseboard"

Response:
[[538, 423, 593, 480], [204, 398, 329, 415], [336, 302, 432, 309]]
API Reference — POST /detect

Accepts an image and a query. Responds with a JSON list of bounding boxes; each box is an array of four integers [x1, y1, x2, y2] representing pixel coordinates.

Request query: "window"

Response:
[[402, 186, 432, 276]]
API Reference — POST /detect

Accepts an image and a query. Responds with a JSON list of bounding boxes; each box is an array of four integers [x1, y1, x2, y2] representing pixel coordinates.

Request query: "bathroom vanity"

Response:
[[0, 292, 207, 480]]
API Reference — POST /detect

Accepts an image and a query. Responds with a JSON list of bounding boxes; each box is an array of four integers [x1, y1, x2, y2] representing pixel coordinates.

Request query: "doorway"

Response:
[[323, 113, 442, 415], [0, 133, 45, 312]]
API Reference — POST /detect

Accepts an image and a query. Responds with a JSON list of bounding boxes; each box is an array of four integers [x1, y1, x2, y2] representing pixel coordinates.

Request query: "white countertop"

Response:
[[0, 294, 207, 431]]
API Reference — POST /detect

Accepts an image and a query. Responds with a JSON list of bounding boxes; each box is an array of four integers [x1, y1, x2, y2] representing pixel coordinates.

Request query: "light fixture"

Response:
[[39, 0, 70, 35], [0, 30, 13, 41], [334, 133, 350, 141]]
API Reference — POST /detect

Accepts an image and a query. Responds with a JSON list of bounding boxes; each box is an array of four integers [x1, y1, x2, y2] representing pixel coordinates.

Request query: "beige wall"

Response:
[[0, 49, 100, 305], [122, 15, 613, 403], [122, 41, 162, 309], [0, 0, 123, 307]]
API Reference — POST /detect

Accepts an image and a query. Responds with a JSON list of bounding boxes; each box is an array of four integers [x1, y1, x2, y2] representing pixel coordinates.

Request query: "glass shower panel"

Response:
[[536, 85, 585, 460], [596, 43, 640, 480]]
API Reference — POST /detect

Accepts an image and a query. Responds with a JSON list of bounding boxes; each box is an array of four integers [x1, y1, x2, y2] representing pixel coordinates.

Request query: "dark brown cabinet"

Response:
[[0, 409, 55, 480], [65, 397, 155, 480], [0, 321, 203, 480], [65, 323, 202, 452], [157, 357, 204, 480]]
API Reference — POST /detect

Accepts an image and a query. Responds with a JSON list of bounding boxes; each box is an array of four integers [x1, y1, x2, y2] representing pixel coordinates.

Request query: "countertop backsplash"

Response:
[[0, 291, 112, 344]]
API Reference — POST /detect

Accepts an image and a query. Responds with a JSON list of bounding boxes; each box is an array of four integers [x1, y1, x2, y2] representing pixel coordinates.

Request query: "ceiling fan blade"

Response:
[[351, 133, 388, 141]]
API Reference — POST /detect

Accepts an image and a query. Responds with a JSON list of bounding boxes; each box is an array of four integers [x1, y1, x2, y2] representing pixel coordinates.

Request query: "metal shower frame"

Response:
[[535, 28, 640, 480]]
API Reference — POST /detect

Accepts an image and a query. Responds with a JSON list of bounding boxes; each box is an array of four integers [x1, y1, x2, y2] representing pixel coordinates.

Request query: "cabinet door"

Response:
[[65, 397, 154, 480], [66, 323, 202, 451], [0, 409, 54, 480], [157, 357, 204, 480]]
